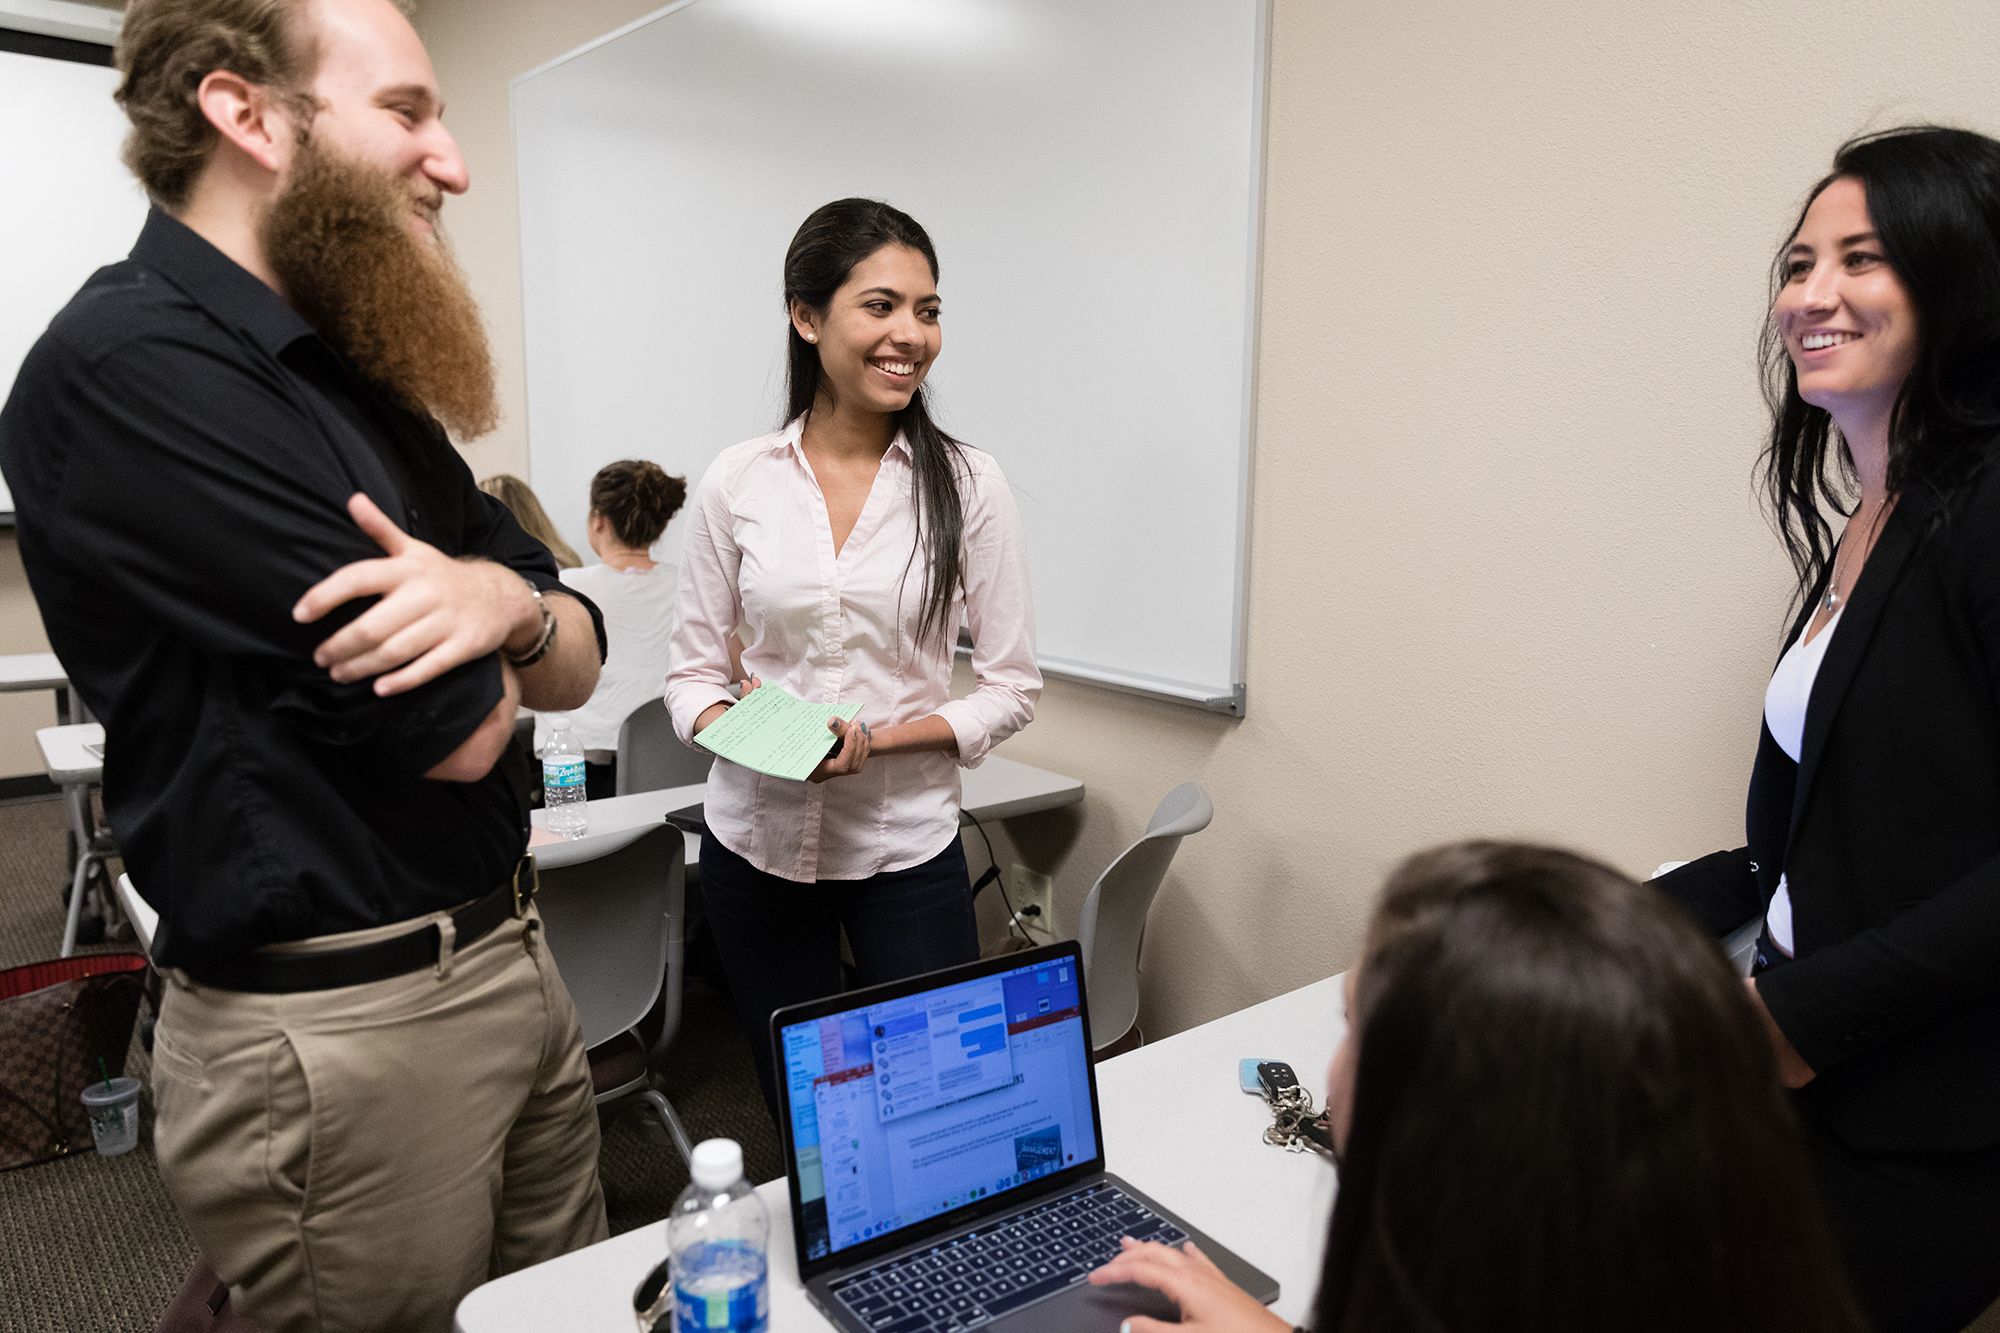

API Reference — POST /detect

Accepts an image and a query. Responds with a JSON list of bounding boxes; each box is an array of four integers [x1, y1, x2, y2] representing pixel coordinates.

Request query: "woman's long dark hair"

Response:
[[1761, 125, 2000, 606], [783, 199, 968, 649], [1312, 842, 1867, 1333]]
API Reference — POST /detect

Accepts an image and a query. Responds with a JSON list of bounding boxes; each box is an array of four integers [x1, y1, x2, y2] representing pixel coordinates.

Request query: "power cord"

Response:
[[961, 808, 1048, 945]]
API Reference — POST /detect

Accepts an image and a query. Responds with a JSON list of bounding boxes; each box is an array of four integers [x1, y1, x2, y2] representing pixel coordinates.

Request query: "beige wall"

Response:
[[406, 0, 2000, 1039], [0, 535, 56, 776], [411, 0, 679, 486]]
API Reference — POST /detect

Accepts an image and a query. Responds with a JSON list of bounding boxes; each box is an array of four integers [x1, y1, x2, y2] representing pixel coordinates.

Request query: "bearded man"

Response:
[[0, 1, 612, 1327]]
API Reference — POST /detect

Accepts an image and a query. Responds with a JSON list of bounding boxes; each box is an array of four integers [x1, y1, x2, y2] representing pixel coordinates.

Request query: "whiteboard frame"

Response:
[[509, 0, 1267, 717]]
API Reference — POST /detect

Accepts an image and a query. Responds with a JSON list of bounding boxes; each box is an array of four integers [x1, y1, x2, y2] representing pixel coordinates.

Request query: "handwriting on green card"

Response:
[[693, 684, 865, 782]]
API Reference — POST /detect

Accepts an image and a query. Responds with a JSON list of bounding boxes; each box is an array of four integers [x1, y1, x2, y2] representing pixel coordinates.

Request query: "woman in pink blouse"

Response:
[[666, 198, 1041, 1109]]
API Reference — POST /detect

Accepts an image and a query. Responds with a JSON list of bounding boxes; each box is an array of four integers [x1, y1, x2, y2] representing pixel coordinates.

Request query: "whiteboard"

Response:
[[513, 0, 1266, 712], [0, 42, 151, 519]]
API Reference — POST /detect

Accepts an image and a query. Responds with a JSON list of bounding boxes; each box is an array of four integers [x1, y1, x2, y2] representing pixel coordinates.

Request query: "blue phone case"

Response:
[[1239, 1057, 1279, 1093]]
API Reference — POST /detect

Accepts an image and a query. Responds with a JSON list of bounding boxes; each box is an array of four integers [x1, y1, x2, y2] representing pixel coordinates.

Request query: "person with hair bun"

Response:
[[1092, 842, 1867, 1333], [667, 198, 1040, 1111], [557, 459, 687, 797], [1656, 125, 2000, 1331]]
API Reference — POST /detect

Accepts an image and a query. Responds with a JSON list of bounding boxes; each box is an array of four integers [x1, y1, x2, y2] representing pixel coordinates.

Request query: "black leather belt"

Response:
[[184, 857, 539, 994]]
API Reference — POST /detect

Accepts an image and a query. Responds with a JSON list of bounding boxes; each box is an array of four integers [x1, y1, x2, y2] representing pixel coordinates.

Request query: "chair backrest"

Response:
[[532, 822, 685, 1050], [615, 698, 712, 795], [1075, 782, 1212, 1052]]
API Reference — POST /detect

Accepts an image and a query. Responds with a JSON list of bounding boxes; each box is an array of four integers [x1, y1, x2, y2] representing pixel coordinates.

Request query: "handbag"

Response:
[[0, 953, 150, 1170]]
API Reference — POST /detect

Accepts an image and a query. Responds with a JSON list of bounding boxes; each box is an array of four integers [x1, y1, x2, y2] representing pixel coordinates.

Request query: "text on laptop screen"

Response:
[[780, 957, 1101, 1262]]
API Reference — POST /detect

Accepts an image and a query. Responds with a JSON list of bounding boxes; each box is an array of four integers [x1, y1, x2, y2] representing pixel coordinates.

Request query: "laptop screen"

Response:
[[777, 947, 1103, 1267]]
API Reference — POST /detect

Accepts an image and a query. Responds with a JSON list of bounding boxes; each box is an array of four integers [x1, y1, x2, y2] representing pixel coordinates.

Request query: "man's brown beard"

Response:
[[260, 139, 499, 440]]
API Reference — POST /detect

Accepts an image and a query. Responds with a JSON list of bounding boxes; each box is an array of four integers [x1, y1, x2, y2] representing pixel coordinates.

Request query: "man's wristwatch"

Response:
[[507, 579, 559, 668]]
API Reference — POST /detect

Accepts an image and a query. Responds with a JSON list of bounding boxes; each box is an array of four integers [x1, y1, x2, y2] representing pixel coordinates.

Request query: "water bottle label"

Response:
[[673, 1277, 767, 1332], [674, 1242, 768, 1333], [543, 757, 585, 791]]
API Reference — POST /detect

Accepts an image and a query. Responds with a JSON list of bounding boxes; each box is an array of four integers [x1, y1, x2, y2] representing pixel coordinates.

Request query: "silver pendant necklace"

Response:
[[1823, 502, 1886, 613], [1821, 540, 1847, 613]]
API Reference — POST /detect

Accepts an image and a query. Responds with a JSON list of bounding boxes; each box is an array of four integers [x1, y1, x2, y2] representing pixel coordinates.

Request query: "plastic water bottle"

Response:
[[668, 1138, 770, 1333], [541, 712, 588, 838]]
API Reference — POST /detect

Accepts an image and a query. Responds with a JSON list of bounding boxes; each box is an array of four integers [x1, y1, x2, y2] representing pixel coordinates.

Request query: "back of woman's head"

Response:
[[477, 472, 580, 570], [1314, 841, 1864, 1333], [588, 459, 686, 550], [1763, 125, 2000, 595]]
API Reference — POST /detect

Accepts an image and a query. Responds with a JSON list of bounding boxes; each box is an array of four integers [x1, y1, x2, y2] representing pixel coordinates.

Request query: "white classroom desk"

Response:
[[35, 721, 103, 787], [0, 652, 67, 693], [542, 752, 1082, 839], [113, 753, 1084, 963], [455, 973, 1344, 1331], [0, 651, 82, 721]]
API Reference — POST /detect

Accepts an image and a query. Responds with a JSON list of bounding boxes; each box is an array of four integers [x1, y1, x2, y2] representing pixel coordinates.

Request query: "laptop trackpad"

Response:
[[990, 1279, 1179, 1330]]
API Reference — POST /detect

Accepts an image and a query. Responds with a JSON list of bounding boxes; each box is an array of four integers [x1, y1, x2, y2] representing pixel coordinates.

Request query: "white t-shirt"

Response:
[[1761, 605, 1843, 956], [549, 561, 679, 755]]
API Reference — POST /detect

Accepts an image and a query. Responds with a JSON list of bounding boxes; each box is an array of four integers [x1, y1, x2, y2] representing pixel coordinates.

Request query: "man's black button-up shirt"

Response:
[[0, 211, 605, 968]]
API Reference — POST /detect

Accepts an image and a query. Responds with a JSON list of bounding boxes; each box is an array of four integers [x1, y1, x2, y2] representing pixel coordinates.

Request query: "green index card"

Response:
[[691, 683, 865, 782]]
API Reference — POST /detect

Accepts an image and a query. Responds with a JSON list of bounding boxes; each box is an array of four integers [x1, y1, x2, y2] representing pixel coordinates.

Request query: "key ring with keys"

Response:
[[1253, 1060, 1335, 1157]]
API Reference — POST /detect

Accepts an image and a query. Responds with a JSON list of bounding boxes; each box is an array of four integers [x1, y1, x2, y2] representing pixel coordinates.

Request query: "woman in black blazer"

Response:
[[1657, 126, 2000, 1333]]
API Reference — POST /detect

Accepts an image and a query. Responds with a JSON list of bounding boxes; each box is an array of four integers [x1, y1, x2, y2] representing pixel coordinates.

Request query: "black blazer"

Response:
[[1657, 468, 2000, 1155]]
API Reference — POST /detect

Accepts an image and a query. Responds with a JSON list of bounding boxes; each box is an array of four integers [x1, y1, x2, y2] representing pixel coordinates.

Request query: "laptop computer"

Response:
[[773, 940, 1280, 1332]]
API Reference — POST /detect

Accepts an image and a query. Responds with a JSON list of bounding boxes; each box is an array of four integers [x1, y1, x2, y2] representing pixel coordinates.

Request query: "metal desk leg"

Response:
[[59, 783, 94, 957]]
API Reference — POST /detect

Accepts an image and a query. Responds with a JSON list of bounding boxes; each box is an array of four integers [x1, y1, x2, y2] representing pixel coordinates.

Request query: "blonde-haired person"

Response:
[[479, 472, 582, 569], [556, 460, 688, 797]]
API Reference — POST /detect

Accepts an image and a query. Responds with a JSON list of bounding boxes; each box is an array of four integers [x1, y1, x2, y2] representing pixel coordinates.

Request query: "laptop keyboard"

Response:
[[827, 1180, 1189, 1332]]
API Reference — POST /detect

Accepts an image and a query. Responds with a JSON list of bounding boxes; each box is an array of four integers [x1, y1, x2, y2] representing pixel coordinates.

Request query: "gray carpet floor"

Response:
[[0, 793, 781, 1331]]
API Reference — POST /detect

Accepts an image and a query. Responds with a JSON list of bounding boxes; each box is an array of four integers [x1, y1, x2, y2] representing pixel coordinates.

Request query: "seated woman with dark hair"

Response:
[[553, 459, 687, 797], [1092, 841, 1867, 1333]]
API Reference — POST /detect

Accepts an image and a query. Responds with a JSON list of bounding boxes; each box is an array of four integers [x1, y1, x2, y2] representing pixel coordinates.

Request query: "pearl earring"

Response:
[[804, 332, 817, 343]]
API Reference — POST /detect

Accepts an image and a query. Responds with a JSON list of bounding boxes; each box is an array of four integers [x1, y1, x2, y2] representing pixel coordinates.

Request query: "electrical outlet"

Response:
[[1008, 865, 1054, 934]]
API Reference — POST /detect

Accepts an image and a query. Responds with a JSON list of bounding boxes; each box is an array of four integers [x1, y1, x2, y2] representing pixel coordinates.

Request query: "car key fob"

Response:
[[1257, 1060, 1302, 1101]]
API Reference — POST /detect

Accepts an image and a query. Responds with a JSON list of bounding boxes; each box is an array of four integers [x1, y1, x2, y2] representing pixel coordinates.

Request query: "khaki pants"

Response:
[[150, 906, 609, 1333]]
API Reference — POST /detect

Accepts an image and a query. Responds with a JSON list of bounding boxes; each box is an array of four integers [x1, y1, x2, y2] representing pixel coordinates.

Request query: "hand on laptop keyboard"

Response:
[[831, 1183, 1193, 1332], [1087, 1236, 1290, 1333]]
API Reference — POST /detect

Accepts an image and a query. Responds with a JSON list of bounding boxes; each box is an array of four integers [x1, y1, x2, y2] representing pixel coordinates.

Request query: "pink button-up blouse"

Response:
[[665, 419, 1041, 883]]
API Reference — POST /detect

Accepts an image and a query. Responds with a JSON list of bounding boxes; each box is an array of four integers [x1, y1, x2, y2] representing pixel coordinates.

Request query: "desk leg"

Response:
[[58, 783, 97, 957], [56, 686, 91, 726], [53, 687, 81, 867]]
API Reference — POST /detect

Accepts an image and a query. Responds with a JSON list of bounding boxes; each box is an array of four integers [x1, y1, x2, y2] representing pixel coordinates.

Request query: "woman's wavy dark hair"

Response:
[[783, 199, 967, 649], [1761, 125, 2000, 606], [1311, 842, 1867, 1333]]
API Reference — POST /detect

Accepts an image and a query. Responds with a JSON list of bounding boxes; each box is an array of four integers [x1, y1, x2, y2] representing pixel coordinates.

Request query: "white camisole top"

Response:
[[1760, 605, 1843, 956]]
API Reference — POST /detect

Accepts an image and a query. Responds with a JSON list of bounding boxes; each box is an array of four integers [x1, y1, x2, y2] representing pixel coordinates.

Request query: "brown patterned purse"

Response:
[[0, 953, 149, 1170]]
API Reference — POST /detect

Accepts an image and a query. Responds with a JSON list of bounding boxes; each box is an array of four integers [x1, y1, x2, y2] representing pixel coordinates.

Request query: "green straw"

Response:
[[97, 1056, 112, 1092]]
